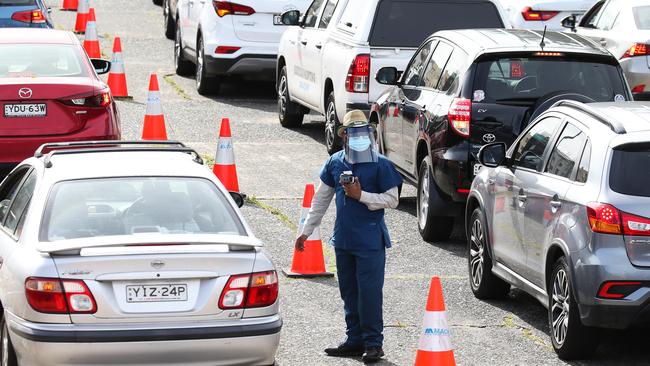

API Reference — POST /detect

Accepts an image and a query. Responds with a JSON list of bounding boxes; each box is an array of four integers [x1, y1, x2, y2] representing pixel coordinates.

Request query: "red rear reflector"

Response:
[[215, 46, 241, 54], [622, 43, 650, 59], [448, 98, 471, 138], [345, 54, 370, 93], [11, 9, 45, 23], [25, 277, 96, 314], [522, 7, 559, 21], [212, 1, 255, 17], [586, 202, 622, 234], [597, 281, 642, 299], [632, 84, 646, 94], [457, 189, 471, 194]]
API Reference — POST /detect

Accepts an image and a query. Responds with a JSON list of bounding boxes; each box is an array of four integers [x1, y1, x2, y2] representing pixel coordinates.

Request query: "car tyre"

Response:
[[1, 315, 17, 366], [174, 20, 194, 76], [277, 66, 304, 128], [417, 157, 453, 241], [325, 91, 343, 155], [153, 0, 162, 5], [549, 257, 599, 360], [163, 0, 175, 40], [468, 208, 510, 299], [196, 35, 221, 95]]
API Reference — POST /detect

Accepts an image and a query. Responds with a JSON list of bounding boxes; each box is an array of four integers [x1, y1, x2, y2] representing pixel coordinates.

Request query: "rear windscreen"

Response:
[[0, 0, 36, 5], [369, 1, 504, 47], [0, 45, 86, 78], [610, 148, 650, 197], [634, 6, 650, 29], [474, 57, 628, 103]]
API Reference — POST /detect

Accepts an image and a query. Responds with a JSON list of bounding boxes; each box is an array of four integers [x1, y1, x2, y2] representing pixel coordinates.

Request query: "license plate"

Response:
[[4, 103, 47, 118], [273, 14, 283, 25], [473, 164, 483, 176], [126, 284, 188, 303]]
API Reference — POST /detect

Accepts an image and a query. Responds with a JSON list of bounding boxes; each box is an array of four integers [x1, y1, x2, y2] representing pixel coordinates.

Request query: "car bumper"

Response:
[[204, 54, 276, 77], [7, 313, 281, 366], [621, 57, 650, 97]]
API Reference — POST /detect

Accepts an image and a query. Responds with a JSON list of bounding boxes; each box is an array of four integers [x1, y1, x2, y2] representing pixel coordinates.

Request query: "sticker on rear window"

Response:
[[474, 90, 485, 102], [614, 94, 625, 102]]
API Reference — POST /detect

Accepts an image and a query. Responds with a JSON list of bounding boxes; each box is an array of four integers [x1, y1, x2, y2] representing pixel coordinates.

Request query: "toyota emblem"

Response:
[[151, 260, 165, 269], [482, 134, 496, 143], [18, 88, 32, 99]]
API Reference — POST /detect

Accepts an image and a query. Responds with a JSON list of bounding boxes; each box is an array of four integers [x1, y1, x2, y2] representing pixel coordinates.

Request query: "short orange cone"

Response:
[[83, 8, 100, 59], [61, 0, 78, 11], [282, 184, 334, 278], [141, 73, 168, 140], [414, 277, 456, 366], [74, 0, 89, 33], [107, 37, 130, 98], [212, 118, 239, 192]]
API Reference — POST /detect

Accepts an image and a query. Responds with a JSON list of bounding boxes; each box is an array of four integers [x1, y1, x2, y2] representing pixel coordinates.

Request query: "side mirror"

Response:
[[281, 10, 301, 26], [478, 142, 507, 168], [91, 59, 111, 75], [375, 67, 399, 85], [561, 15, 577, 32], [229, 192, 245, 208]]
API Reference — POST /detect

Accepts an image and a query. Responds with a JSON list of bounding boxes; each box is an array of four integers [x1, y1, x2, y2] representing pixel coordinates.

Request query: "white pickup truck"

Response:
[[276, 0, 509, 154]]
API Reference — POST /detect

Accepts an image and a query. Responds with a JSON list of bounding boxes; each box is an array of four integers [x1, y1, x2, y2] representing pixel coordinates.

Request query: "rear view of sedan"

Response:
[[0, 0, 52, 28], [0, 28, 120, 177]]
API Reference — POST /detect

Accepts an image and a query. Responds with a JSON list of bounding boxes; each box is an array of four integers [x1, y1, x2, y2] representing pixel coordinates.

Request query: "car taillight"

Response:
[[632, 84, 646, 94], [597, 281, 642, 299], [219, 270, 279, 310], [448, 98, 471, 138], [60, 90, 112, 108], [11, 9, 46, 23], [622, 211, 650, 236], [621, 43, 650, 59], [215, 46, 240, 54], [345, 54, 370, 93], [521, 7, 558, 21], [25, 277, 96, 314], [587, 202, 650, 236], [212, 1, 255, 17]]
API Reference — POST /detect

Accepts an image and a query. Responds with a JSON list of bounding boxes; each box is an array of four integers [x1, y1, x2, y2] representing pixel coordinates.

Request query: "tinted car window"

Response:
[[436, 49, 466, 93], [318, 0, 338, 28], [303, 0, 325, 28], [595, 0, 621, 30], [474, 57, 628, 103], [513, 117, 562, 171], [610, 147, 650, 197], [421, 42, 452, 89], [4, 171, 35, 234], [369, 1, 503, 47], [546, 123, 588, 179], [576, 140, 591, 183], [403, 40, 434, 87], [0, 45, 87, 78], [634, 6, 650, 29]]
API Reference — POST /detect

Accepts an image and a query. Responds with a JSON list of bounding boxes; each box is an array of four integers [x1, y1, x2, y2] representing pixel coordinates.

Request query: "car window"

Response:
[[576, 140, 591, 183], [0, 168, 30, 227], [0, 45, 87, 78], [318, 0, 338, 29], [41, 177, 246, 242], [421, 42, 453, 89], [581, 1, 605, 28], [303, 0, 325, 28], [403, 40, 434, 87], [337, 0, 375, 34], [545, 123, 588, 180], [595, 0, 621, 30], [4, 171, 36, 235], [609, 146, 650, 197], [513, 117, 562, 171], [633, 6, 650, 29], [436, 50, 467, 94]]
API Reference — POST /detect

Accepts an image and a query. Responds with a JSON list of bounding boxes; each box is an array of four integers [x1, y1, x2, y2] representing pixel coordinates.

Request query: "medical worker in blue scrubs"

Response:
[[295, 110, 403, 364]]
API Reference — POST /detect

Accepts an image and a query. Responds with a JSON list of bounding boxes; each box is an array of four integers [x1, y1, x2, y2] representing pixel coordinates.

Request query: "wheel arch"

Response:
[[323, 78, 334, 113], [545, 241, 571, 291], [466, 194, 495, 260], [277, 56, 286, 84], [416, 139, 429, 176]]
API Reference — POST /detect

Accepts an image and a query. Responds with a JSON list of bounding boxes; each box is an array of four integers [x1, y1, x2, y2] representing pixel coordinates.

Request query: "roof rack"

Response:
[[34, 141, 204, 168], [552, 100, 626, 134]]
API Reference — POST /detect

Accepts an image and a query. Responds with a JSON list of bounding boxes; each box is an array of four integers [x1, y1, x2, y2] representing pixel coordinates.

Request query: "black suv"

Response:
[[370, 29, 632, 241]]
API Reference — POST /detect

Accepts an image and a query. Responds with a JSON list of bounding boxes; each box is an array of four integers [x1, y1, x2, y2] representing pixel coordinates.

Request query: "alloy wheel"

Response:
[[470, 217, 485, 289], [419, 168, 430, 229], [278, 74, 287, 117], [551, 268, 570, 346], [325, 101, 336, 150]]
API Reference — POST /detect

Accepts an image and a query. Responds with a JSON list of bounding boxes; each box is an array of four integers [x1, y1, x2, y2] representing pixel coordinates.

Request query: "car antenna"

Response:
[[540, 25, 547, 49]]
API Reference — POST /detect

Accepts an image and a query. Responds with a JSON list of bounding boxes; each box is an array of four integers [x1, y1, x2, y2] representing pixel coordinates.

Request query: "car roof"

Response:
[[431, 29, 612, 59], [0, 28, 77, 45], [584, 102, 650, 134]]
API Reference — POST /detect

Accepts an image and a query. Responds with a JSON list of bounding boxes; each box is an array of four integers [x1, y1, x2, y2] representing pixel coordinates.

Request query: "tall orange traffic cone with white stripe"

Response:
[[61, 0, 78, 11], [212, 118, 239, 192], [282, 184, 334, 278], [107, 37, 130, 98], [141, 73, 168, 140], [414, 277, 456, 366], [74, 0, 89, 33], [83, 8, 100, 58]]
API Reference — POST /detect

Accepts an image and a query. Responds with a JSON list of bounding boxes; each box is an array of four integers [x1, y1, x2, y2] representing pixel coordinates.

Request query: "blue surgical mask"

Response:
[[348, 136, 371, 152]]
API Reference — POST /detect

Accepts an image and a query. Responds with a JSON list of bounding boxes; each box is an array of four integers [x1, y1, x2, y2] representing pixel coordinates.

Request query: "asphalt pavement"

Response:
[[49, 1, 650, 365]]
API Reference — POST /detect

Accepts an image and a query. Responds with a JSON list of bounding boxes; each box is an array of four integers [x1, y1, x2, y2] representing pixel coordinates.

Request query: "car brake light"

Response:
[[632, 84, 646, 94], [621, 43, 650, 59], [345, 54, 370, 93], [587, 202, 622, 234], [448, 98, 471, 138], [25, 277, 97, 314], [219, 271, 278, 310], [522, 7, 559, 21], [61, 90, 112, 108], [212, 1, 255, 17], [597, 281, 642, 299], [622, 211, 650, 236], [11, 9, 46, 24]]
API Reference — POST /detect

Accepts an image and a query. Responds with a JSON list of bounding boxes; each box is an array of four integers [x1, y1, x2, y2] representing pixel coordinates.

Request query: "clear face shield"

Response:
[[344, 126, 378, 164]]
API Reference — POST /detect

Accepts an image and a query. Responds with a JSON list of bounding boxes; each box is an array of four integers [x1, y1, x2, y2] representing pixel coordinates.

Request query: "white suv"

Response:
[[499, 0, 597, 30], [174, 0, 310, 95], [277, 0, 509, 154]]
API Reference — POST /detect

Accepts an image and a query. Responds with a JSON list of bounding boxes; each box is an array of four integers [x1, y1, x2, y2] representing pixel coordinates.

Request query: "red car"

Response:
[[0, 28, 120, 176]]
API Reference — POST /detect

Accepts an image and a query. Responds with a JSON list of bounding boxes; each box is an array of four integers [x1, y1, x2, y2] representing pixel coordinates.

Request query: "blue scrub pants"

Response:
[[335, 247, 386, 348]]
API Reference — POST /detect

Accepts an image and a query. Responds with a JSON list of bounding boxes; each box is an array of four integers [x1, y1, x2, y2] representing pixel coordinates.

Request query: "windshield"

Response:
[[0, 45, 87, 78], [610, 147, 650, 197], [474, 57, 628, 103], [634, 6, 650, 29], [41, 177, 246, 242]]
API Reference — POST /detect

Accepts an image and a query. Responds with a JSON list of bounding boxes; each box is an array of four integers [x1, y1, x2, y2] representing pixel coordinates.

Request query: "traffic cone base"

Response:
[[212, 164, 239, 192], [212, 118, 240, 192], [414, 350, 456, 365], [142, 115, 168, 140]]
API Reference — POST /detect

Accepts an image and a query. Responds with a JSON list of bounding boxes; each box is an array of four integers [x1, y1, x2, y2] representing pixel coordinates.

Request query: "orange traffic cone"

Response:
[[61, 0, 78, 11], [74, 0, 89, 33], [212, 118, 240, 192], [107, 37, 130, 98], [414, 277, 456, 366], [282, 184, 334, 278], [83, 9, 100, 58], [141, 73, 168, 140]]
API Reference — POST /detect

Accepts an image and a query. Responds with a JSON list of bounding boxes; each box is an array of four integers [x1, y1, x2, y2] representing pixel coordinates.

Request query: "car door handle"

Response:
[[550, 200, 562, 208], [599, 39, 607, 46], [300, 40, 308, 46], [315, 43, 322, 49]]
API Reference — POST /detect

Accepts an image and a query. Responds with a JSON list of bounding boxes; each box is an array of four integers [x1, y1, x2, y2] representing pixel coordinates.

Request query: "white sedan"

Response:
[[500, 0, 598, 29]]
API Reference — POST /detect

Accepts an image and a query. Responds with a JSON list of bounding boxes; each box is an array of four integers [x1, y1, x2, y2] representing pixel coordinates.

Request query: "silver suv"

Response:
[[466, 101, 650, 360]]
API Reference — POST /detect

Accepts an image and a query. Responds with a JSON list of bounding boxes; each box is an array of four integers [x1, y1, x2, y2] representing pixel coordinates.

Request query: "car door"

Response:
[[304, 0, 338, 108], [187, 0, 207, 52], [289, 0, 325, 105], [574, 0, 622, 50], [178, 0, 193, 49], [0, 167, 35, 274], [491, 116, 563, 276], [523, 120, 588, 287]]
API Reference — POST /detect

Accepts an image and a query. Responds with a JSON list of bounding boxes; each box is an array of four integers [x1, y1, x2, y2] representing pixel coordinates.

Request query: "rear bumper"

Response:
[[204, 54, 276, 77]]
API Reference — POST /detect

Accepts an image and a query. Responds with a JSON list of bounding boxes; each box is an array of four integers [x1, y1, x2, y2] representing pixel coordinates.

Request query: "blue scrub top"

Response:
[[320, 151, 403, 251]]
